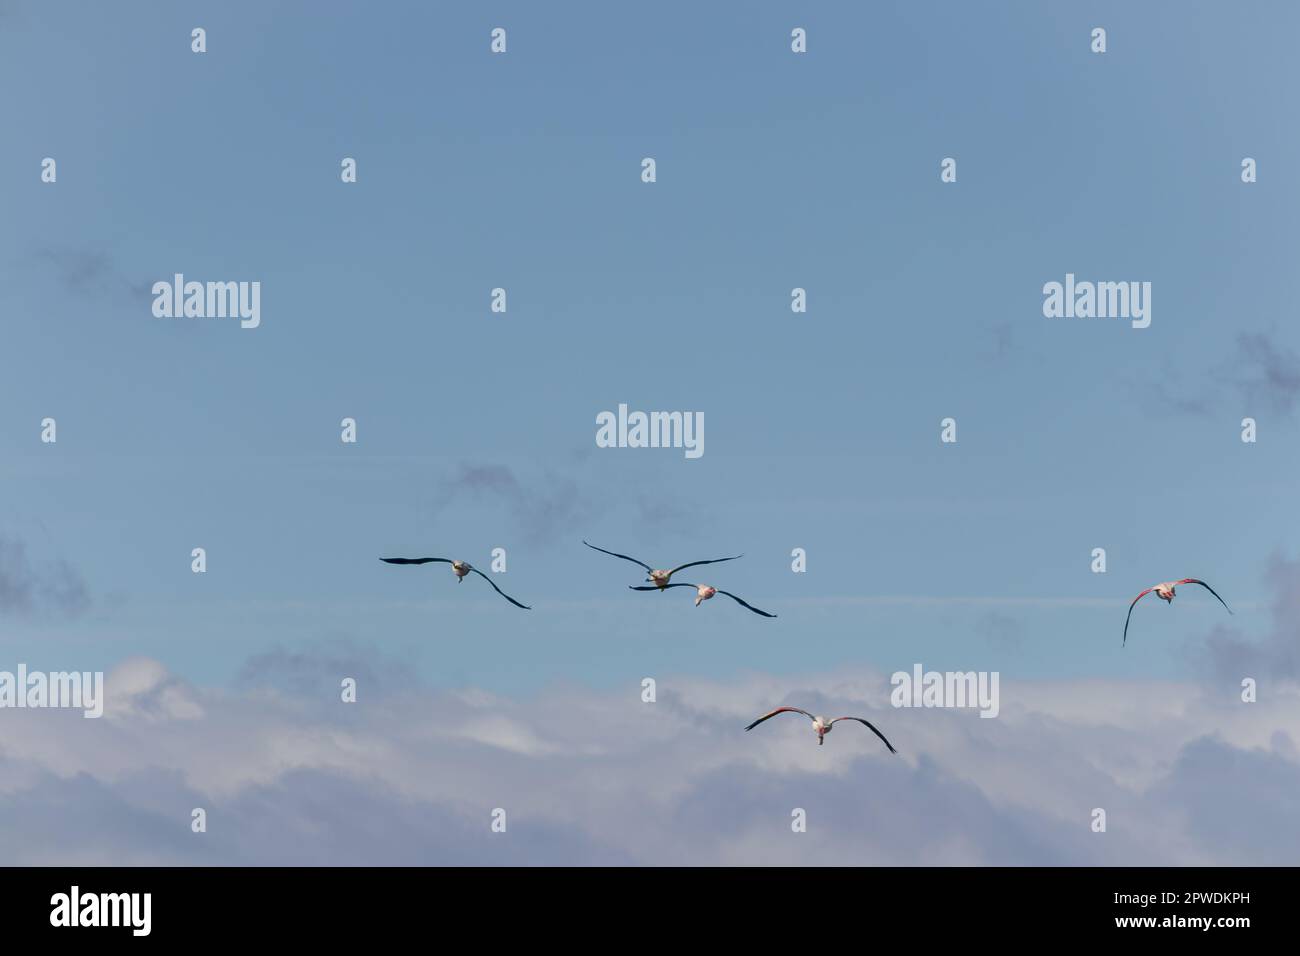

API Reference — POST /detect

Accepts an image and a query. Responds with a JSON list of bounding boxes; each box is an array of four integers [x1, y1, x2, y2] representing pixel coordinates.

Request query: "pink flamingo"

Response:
[[380, 557, 531, 609], [745, 706, 897, 750], [583, 540, 742, 590], [628, 581, 776, 617], [1123, 578, 1231, 645]]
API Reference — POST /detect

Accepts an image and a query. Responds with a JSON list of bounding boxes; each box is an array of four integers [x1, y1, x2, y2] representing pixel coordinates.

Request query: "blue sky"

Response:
[[2, 0, 1299, 867], [4, 1, 1296, 695]]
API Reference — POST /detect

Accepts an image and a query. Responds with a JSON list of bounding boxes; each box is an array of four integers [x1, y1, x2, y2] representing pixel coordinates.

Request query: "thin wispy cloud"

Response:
[[432, 460, 706, 548], [975, 609, 1028, 651], [0, 534, 90, 617], [237, 641, 421, 697], [1146, 331, 1300, 419], [781, 594, 1121, 609], [1192, 553, 1300, 681], [31, 246, 152, 305], [1222, 332, 1300, 417], [1142, 372, 1216, 418], [435, 463, 598, 548]]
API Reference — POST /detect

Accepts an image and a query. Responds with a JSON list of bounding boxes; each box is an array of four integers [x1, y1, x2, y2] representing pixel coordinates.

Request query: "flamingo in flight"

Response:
[[629, 581, 776, 617], [380, 557, 531, 609], [582, 540, 742, 590], [1122, 578, 1231, 646], [745, 706, 897, 750]]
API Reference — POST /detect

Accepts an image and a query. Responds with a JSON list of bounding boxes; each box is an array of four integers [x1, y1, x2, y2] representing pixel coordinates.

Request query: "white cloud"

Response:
[[1, 654, 1297, 864]]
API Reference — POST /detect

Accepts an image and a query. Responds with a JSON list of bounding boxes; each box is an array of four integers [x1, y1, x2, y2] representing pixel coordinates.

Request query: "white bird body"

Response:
[[693, 585, 717, 606], [745, 706, 897, 751], [811, 716, 830, 742], [1152, 581, 1178, 601]]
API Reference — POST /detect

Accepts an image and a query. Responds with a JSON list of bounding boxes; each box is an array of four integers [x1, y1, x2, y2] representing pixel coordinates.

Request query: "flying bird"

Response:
[[380, 557, 531, 609], [629, 581, 776, 617], [1122, 578, 1231, 645], [745, 706, 897, 750], [583, 540, 742, 590]]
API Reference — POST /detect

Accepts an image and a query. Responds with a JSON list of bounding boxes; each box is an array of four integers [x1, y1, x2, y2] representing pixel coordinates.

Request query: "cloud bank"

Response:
[[1, 652, 1296, 865]]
